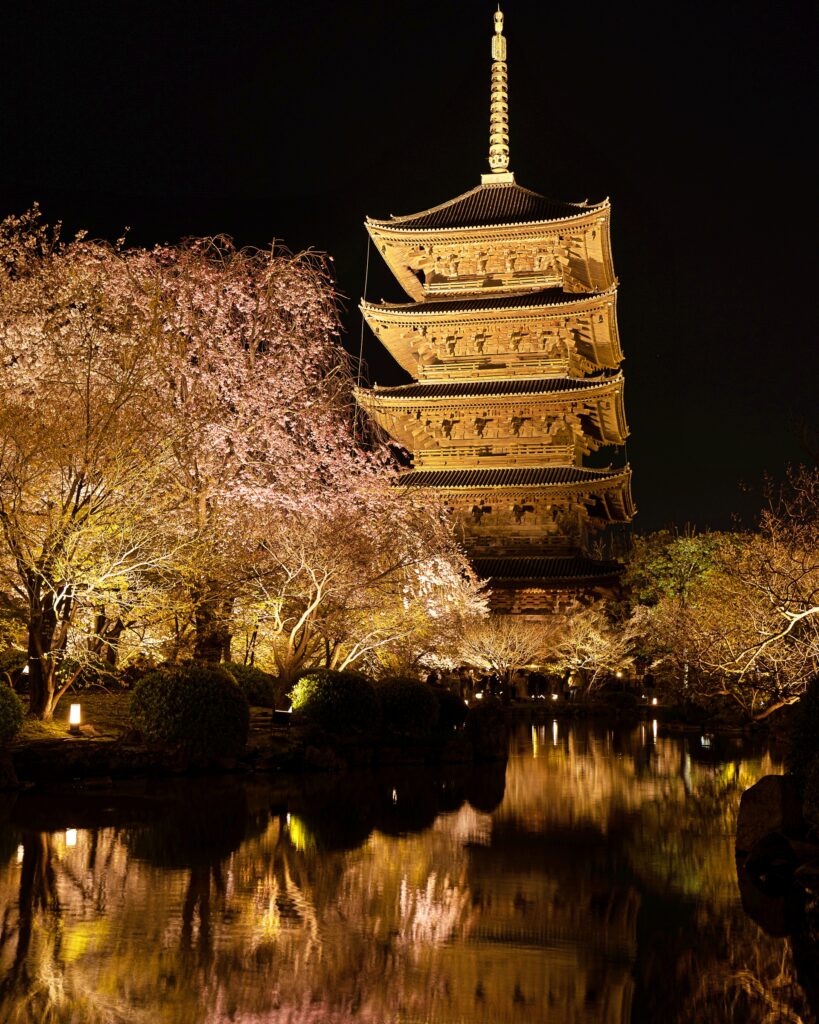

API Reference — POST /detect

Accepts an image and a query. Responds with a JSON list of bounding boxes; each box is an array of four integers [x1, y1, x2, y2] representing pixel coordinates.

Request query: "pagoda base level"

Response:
[[487, 579, 620, 616], [472, 555, 624, 616]]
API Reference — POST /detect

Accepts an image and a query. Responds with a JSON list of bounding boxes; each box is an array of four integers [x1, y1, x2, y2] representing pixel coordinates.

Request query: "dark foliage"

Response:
[[290, 669, 379, 735], [377, 676, 439, 737], [803, 757, 819, 834], [0, 649, 27, 689], [785, 676, 819, 782], [225, 662, 279, 708], [0, 683, 25, 746], [434, 687, 468, 731], [130, 663, 249, 759]]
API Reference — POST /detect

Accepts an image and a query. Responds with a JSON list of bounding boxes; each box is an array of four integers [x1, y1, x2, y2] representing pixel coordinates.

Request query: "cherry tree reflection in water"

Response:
[[0, 727, 814, 1024]]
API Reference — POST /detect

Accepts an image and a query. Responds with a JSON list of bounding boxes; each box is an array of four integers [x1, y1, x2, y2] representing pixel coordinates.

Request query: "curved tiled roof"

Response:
[[398, 466, 627, 489], [367, 182, 607, 232], [363, 287, 610, 317], [472, 555, 623, 581], [366, 375, 619, 401]]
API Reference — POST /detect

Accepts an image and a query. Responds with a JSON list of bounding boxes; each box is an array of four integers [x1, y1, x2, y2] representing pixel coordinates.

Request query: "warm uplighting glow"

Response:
[[16, 844, 24, 864], [616, 670, 623, 678], [475, 691, 483, 700], [69, 703, 82, 734], [392, 788, 398, 804], [651, 697, 658, 706], [65, 829, 77, 847], [652, 719, 658, 740], [552, 720, 558, 747]]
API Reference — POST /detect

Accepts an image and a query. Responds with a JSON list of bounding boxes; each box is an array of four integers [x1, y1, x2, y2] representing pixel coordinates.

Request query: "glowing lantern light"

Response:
[[651, 697, 658, 706], [68, 704, 82, 735], [16, 844, 24, 864], [551, 693, 559, 701], [65, 829, 77, 847]]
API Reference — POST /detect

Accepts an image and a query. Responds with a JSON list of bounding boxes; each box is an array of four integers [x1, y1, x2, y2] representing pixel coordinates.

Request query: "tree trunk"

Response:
[[26, 585, 59, 721], [192, 588, 233, 663]]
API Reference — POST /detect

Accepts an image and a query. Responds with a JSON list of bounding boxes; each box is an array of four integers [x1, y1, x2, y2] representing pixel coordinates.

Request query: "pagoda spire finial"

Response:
[[482, 5, 514, 184]]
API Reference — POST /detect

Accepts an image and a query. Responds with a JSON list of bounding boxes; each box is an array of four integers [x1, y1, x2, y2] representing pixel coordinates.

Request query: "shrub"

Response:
[[0, 683, 25, 746], [786, 676, 819, 781], [130, 663, 249, 759], [225, 663, 279, 708], [465, 696, 508, 761], [435, 687, 468, 732], [290, 669, 379, 735], [0, 649, 27, 689], [377, 677, 439, 737]]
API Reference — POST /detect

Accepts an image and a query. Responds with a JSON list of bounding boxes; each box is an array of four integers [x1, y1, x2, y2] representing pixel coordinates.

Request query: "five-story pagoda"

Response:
[[355, 7, 635, 615]]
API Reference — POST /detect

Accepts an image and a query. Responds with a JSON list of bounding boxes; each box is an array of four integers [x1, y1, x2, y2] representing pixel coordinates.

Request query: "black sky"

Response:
[[1, 0, 816, 531]]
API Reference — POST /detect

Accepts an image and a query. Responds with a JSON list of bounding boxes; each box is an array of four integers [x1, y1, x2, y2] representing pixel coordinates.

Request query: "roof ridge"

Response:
[[366, 181, 606, 230]]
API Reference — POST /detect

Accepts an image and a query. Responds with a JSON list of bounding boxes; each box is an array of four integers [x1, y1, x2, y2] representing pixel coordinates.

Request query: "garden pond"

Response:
[[0, 719, 814, 1023]]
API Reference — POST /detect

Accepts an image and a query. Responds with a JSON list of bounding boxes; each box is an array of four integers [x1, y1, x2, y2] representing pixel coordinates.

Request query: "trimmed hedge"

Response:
[[130, 663, 249, 759], [434, 687, 468, 732], [225, 663, 279, 708], [0, 683, 25, 746], [377, 677, 439, 737], [290, 669, 379, 735], [786, 676, 819, 781]]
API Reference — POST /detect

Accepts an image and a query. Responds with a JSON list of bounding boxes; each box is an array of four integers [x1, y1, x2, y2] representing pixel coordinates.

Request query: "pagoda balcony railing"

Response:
[[465, 532, 586, 554], [419, 357, 569, 380], [424, 271, 562, 295], [413, 442, 577, 468]]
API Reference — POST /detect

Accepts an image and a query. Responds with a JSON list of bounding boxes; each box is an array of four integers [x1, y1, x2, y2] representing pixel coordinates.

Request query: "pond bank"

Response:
[[4, 695, 790, 789]]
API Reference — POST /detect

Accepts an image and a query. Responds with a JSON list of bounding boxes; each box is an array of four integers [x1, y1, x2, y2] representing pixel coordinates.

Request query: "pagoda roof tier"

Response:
[[362, 374, 619, 401], [472, 555, 623, 582], [361, 287, 621, 376], [355, 374, 628, 448], [398, 465, 634, 522], [366, 188, 614, 300], [363, 286, 613, 317], [367, 182, 607, 232]]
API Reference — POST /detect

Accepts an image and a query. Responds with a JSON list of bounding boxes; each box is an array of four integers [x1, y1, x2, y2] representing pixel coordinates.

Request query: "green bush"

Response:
[[0, 649, 27, 689], [434, 687, 468, 732], [377, 677, 439, 737], [803, 756, 819, 834], [0, 683, 25, 746], [786, 676, 819, 781], [130, 663, 249, 759], [290, 669, 379, 735], [225, 663, 279, 708]]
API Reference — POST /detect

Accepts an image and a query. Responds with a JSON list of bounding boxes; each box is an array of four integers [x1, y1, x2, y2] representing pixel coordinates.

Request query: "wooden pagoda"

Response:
[[355, 7, 635, 614]]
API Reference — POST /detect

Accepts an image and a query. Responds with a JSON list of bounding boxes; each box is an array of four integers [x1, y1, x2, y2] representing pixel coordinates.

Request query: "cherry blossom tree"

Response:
[[0, 209, 182, 718], [0, 210, 483, 715]]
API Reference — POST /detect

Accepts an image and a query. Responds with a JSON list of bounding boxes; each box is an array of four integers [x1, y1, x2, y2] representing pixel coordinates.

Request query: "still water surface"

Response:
[[0, 721, 812, 1024]]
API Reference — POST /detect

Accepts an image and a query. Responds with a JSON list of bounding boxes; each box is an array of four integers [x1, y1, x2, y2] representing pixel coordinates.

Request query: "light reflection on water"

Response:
[[0, 721, 812, 1023]]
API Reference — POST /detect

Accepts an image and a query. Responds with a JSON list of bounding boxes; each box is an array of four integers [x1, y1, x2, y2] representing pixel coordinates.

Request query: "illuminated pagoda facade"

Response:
[[355, 8, 634, 614]]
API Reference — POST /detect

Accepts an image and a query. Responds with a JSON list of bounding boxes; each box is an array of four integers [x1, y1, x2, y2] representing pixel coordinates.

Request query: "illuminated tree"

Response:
[[0, 209, 182, 718], [459, 615, 551, 683]]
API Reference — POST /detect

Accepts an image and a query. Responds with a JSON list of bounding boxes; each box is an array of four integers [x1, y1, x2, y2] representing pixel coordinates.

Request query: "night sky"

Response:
[[1, 0, 815, 532]]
